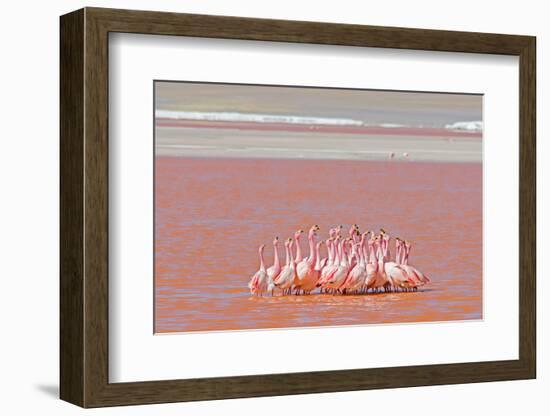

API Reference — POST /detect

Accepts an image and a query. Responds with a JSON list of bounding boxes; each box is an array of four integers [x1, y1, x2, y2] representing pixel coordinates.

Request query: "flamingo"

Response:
[[397, 239, 430, 288], [381, 233, 412, 292], [348, 237, 359, 268], [274, 238, 297, 295], [300, 240, 325, 294], [325, 237, 352, 292], [364, 232, 379, 292], [368, 235, 391, 292], [248, 225, 430, 296], [296, 225, 320, 294], [318, 227, 339, 270], [318, 236, 341, 291], [247, 244, 274, 296], [318, 237, 335, 292], [266, 237, 281, 284], [342, 233, 368, 293]]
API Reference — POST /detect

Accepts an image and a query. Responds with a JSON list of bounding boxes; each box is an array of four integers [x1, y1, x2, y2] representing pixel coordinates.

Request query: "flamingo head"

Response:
[[309, 225, 320, 237], [259, 244, 265, 253], [285, 237, 292, 248], [294, 229, 304, 240], [273, 236, 279, 246]]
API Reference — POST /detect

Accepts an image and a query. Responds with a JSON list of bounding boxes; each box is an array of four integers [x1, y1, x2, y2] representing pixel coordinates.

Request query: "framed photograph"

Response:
[[60, 7, 536, 408]]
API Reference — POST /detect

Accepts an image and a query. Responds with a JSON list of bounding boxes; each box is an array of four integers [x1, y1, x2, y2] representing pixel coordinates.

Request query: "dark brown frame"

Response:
[[60, 7, 536, 408]]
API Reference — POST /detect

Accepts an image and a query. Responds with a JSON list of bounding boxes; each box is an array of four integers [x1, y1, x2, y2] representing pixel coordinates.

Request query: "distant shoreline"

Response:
[[156, 118, 482, 139], [155, 126, 482, 163]]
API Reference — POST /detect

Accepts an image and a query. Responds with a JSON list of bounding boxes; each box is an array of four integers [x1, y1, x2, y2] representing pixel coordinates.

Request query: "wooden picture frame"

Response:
[[60, 7, 536, 408]]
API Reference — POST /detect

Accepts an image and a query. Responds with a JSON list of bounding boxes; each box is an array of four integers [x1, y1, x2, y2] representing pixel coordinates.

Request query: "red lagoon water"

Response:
[[155, 157, 482, 333]]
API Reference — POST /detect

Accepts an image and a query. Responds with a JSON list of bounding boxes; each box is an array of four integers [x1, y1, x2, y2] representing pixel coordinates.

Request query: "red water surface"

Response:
[[155, 157, 482, 333]]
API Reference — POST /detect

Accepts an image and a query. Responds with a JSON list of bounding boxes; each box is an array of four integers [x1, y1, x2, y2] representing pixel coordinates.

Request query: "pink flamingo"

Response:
[[342, 233, 368, 293], [247, 244, 274, 296], [274, 238, 297, 295], [394, 238, 420, 290], [318, 235, 341, 291], [300, 240, 325, 294], [318, 227, 339, 271], [363, 232, 379, 292], [368, 235, 391, 292], [325, 237, 352, 292], [318, 237, 335, 291], [381, 233, 412, 292], [396, 239, 430, 288], [404, 240, 430, 284], [296, 225, 320, 294], [266, 237, 281, 286]]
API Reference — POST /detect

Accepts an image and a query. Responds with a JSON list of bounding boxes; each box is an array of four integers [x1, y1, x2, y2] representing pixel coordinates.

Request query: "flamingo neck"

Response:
[[404, 245, 410, 265], [259, 247, 266, 272], [341, 241, 349, 267], [284, 243, 290, 267], [307, 232, 316, 264], [334, 241, 341, 265], [273, 243, 280, 269], [378, 246, 385, 267], [395, 240, 401, 264], [295, 235, 302, 261], [289, 242, 295, 265], [327, 240, 333, 264], [314, 244, 322, 269], [359, 241, 366, 265]]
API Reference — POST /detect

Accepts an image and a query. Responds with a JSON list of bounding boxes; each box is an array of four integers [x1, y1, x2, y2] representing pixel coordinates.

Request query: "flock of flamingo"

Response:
[[248, 224, 430, 296]]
